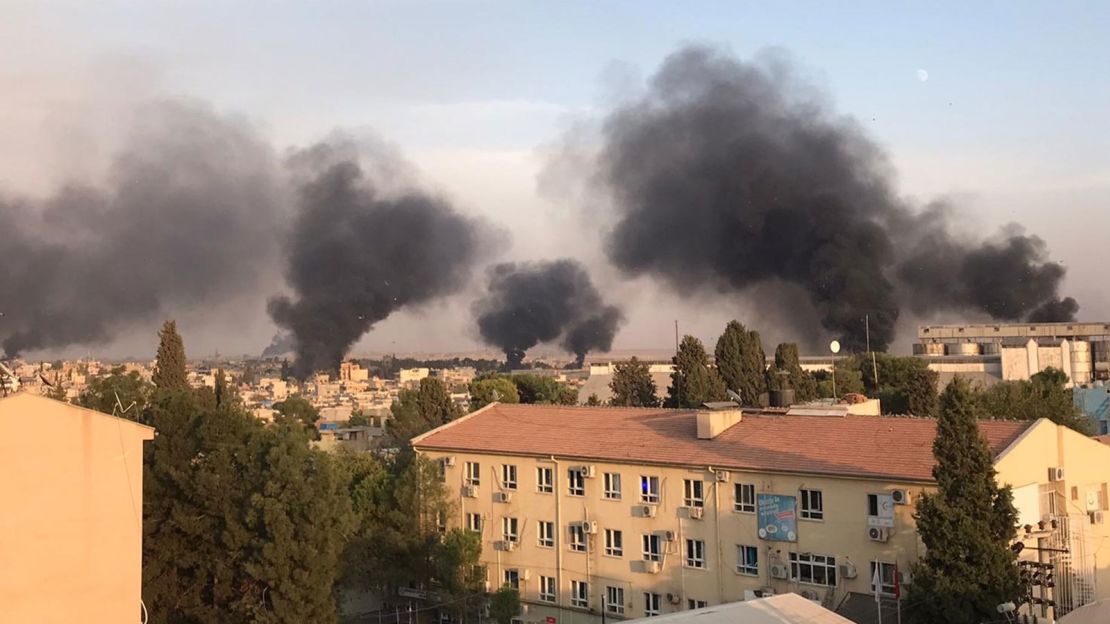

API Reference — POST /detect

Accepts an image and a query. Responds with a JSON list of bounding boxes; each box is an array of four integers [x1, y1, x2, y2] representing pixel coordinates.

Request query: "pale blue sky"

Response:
[[2, 1, 1108, 357]]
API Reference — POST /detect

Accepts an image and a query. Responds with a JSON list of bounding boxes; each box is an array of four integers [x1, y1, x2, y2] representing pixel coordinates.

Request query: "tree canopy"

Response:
[[273, 395, 321, 437], [77, 366, 152, 417], [974, 367, 1091, 434], [387, 377, 464, 445], [468, 375, 521, 411], [509, 374, 577, 405], [767, 342, 818, 401], [152, 319, 189, 391], [714, 321, 767, 405], [666, 335, 727, 408], [609, 357, 660, 407]]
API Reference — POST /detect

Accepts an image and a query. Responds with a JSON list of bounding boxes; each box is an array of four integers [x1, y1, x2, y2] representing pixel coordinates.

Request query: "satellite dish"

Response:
[[829, 340, 841, 354], [726, 389, 743, 405]]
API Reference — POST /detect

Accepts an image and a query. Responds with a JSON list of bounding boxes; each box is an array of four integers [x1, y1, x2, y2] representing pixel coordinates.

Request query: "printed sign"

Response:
[[867, 493, 895, 528], [757, 493, 797, 542]]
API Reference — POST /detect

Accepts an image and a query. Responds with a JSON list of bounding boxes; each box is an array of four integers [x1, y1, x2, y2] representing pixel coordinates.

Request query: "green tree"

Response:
[[906, 378, 1020, 624], [346, 410, 370, 427], [152, 319, 189, 391], [214, 368, 228, 407], [489, 587, 522, 624], [241, 361, 258, 385], [584, 393, 602, 407], [868, 354, 939, 416], [273, 395, 321, 435], [714, 321, 768, 405], [609, 357, 660, 407], [469, 376, 521, 411], [77, 366, 153, 418], [45, 374, 68, 401], [767, 343, 818, 401], [510, 374, 577, 405], [814, 357, 866, 399], [974, 367, 1090, 434], [666, 335, 727, 408], [387, 377, 464, 444]]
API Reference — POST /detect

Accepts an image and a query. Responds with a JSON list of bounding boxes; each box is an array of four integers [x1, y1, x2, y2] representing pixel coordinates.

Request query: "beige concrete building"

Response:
[[414, 403, 1110, 623], [0, 393, 155, 623]]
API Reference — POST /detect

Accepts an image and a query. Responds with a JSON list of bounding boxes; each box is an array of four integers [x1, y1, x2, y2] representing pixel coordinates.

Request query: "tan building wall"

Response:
[[0, 393, 154, 624]]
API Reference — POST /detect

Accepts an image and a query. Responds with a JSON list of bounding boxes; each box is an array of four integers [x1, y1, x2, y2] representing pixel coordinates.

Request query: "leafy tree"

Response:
[[868, 354, 939, 416], [666, 335, 727, 408], [214, 368, 228, 407], [241, 361, 257, 386], [469, 376, 521, 411], [906, 378, 1020, 624], [714, 321, 767, 405], [346, 410, 370, 427], [489, 587, 522, 624], [387, 377, 463, 444], [609, 357, 660, 407], [273, 395, 321, 436], [813, 358, 866, 399], [974, 367, 1090, 434], [510, 374, 577, 405], [152, 319, 189, 391], [77, 366, 153, 418], [767, 343, 818, 401], [45, 375, 68, 401], [584, 393, 602, 407]]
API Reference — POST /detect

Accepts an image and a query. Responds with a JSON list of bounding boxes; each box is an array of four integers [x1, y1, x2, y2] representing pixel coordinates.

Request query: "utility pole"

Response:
[[866, 315, 879, 390], [674, 320, 679, 353]]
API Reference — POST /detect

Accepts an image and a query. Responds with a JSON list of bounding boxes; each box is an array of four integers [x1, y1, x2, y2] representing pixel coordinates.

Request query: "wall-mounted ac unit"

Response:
[[638, 505, 657, 518], [575, 465, 596, 478], [521, 569, 531, 581], [660, 530, 676, 542], [494, 540, 517, 552], [1091, 510, 1105, 525], [839, 562, 858, 579], [666, 593, 681, 605], [495, 491, 512, 503], [891, 489, 911, 505], [576, 520, 599, 534], [463, 485, 478, 498], [688, 506, 705, 520], [800, 589, 820, 601], [642, 560, 662, 574], [1048, 467, 1066, 482], [715, 471, 731, 483], [443, 456, 456, 467], [868, 527, 890, 542], [769, 564, 789, 580]]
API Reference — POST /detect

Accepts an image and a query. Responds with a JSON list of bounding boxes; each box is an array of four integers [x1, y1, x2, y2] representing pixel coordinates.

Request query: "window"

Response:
[[501, 464, 517, 490], [438, 459, 448, 482], [437, 510, 447, 534], [605, 528, 623, 557], [685, 538, 706, 568], [537, 467, 554, 493], [800, 489, 824, 520], [867, 493, 880, 517], [538, 521, 555, 548], [736, 545, 759, 576], [641, 475, 660, 504], [465, 461, 480, 486], [606, 587, 625, 614], [644, 592, 662, 617], [539, 576, 556, 603], [571, 580, 589, 608], [642, 534, 662, 561], [604, 472, 622, 500], [684, 479, 704, 507], [504, 569, 520, 590], [466, 513, 482, 533], [568, 468, 586, 496], [734, 483, 756, 513], [687, 600, 708, 610], [568, 523, 587, 552], [870, 561, 897, 596], [502, 517, 519, 543], [789, 552, 838, 587]]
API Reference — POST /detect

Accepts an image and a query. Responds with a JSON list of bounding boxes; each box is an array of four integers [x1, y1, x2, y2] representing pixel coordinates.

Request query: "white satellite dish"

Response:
[[829, 340, 841, 354]]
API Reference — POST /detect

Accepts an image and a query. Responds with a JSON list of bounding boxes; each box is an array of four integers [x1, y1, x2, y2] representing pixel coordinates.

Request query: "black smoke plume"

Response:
[[590, 45, 1076, 350], [268, 141, 496, 378], [0, 102, 283, 357], [473, 259, 624, 368]]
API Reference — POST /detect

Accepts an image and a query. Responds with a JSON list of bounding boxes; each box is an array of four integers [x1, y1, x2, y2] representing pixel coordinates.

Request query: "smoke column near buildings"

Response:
[[268, 140, 497, 378], [473, 259, 624, 368], [590, 45, 1076, 351]]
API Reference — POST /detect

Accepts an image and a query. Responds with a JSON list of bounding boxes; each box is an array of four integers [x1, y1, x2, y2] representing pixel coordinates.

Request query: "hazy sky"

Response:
[[2, 1, 1108, 359]]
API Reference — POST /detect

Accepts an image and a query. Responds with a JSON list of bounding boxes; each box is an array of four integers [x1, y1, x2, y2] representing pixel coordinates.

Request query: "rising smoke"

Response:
[[473, 259, 624, 368], [0, 101, 284, 357], [588, 45, 1076, 351], [268, 140, 498, 378]]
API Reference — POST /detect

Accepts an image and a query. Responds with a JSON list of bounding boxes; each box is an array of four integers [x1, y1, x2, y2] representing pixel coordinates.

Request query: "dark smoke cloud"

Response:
[[268, 140, 498, 378], [473, 259, 624, 368], [589, 45, 1076, 350], [0, 101, 283, 357], [260, 333, 296, 359]]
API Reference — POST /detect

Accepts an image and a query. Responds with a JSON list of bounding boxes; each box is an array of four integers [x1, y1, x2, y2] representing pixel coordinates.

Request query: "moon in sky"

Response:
[[916, 69, 929, 82]]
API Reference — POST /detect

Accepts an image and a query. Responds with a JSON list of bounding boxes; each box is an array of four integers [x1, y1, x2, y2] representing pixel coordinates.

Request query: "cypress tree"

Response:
[[214, 368, 227, 407], [714, 321, 768, 405], [769, 342, 818, 401], [906, 378, 1020, 623], [152, 320, 189, 391], [609, 357, 660, 407], [666, 335, 727, 408]]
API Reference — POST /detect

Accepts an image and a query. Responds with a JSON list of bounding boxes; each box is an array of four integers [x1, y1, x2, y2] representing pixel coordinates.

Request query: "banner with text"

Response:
[[757, 493, 797, 542]]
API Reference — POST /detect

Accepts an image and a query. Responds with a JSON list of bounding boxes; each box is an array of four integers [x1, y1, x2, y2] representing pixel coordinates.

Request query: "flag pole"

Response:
[[873, 564, 883, 624], [895, 558, 902, 624]]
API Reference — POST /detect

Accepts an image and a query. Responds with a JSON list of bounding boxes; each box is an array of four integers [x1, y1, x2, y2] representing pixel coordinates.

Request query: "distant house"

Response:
[[0, 393, 155, 623]]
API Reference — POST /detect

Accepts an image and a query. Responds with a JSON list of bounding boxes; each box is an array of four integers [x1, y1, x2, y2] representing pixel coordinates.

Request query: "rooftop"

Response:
[[414, 403, 1033, 483]]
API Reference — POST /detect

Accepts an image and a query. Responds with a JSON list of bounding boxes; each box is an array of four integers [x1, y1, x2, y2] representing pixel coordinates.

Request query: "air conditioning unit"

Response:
[[839, 562, 858, 579], [660, 530, 677, 542], [521, 569, 532, 581], [800, 589, 820, 601], [643, 560, 662, 574], [575, 520, 598, 534], [443, 456, 456, 467], [715, 471, 731, 483], [769, 563, 789, 580], [463, 485, 478, 498], [576, 465, 596, 478], [1090, 511, 1105, 525], [868, 526, 890, 542], [1049, 467, 1066, 482], [688, 506, 705, 520], [495, 491, 512, 503], [494, 540, 517, 552], [639, 505, 657, 518], [891, 489, 911, 505], [666, 592, 681, 605]]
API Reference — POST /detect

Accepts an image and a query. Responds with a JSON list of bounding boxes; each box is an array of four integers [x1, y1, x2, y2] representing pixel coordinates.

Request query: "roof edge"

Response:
[[0, 392, 156, 438], [412, 401, 501, 447], [993, 418, 1047, 463]]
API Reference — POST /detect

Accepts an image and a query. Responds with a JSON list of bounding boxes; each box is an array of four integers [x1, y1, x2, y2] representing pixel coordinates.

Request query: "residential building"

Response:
[[0, 393, 155, 623], [414, 403, 1110, 623]]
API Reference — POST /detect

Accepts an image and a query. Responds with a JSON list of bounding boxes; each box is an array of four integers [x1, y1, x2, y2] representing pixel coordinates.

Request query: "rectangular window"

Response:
[[466, 513, 482, 533], [684, 479, 705, 507], [736, 545, 759, 576], [642, 533, 662, 561], [871, 561, 897, 596], [605, 528, 623, 557], [465, 461, 480, 486], [604, 472, 622, 500], [685, 538, 706, 568], [537, 467, 554, 493], [504, 569, 520, 590], [502, 517, 519, 543], [436, 510, 447, 534], [734, 483, 756, 513], [867, 493, 880, 517], [568, 468, 586, 497], [501, 464, 517, 490], [800, 489, 824, 520], [538, 521, 555, 548], [644, 593, 661, 617], [687, 600, 708, 610], [606, 587, 625, 614], [568, 523, 587, 552], [571, 580, 589, 608], [539, 576, 556, 603], [438, 459, 448, 482], [789, 552, 838, 587], [640, 475, 660, 504]]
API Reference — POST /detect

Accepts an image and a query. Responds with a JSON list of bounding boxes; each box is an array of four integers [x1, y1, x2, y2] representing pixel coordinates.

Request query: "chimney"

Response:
[[696, 402, 743, 439]]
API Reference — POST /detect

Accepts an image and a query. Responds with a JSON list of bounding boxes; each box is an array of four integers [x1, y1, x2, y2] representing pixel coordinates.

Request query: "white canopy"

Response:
[[623, 594, 853, 624]]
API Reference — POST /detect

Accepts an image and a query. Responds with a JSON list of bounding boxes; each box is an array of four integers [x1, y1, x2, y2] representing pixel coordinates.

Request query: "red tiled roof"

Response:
[[414, 404, 1033, 483]]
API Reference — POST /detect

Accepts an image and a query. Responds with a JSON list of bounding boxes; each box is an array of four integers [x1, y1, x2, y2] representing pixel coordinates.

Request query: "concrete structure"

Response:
[[415, 403, 1110, 623], [0, 393, 155, 623], [625, 594, 853, 624], [1074, 385, 1110, 435], [400, 367, 431, 386], [578, 362, 674, 404]]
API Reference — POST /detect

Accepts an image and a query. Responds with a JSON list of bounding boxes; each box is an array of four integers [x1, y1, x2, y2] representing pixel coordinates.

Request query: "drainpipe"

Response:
[[709, 467, 724, 605], [551, 456, 563, 621]]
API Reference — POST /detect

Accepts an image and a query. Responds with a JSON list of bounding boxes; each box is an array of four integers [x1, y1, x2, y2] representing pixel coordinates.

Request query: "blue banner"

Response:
[[757, 494, 797, 542]]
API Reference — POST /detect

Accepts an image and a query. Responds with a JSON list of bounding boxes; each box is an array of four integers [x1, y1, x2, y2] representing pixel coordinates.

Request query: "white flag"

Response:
[[872, 566, 882, 604]]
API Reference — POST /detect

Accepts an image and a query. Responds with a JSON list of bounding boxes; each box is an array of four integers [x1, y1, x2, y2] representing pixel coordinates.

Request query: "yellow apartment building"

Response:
[[413, 403, 1110, 623]]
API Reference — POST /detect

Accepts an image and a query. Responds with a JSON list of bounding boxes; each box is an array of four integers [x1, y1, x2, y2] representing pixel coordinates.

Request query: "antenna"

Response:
[[726, 389, 743, 406], [112, 391, 138, 417]]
